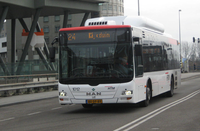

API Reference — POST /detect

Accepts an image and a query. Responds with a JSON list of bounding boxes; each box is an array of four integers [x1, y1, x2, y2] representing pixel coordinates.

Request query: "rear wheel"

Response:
[[82, 104, 93, 108]]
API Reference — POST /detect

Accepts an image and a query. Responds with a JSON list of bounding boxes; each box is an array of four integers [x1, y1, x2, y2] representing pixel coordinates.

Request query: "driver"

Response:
[[114, 56, 129, 76]]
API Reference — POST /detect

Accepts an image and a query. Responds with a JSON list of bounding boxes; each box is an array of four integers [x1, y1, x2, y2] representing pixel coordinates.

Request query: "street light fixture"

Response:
[[138, 0, 140, 16], [179, 10, 181, 62]]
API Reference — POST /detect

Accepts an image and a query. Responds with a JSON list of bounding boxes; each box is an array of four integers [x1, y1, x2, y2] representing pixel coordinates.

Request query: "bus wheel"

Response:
[[82, 104, 93, 108], [166, 77, 174, 97], [140, 86, 151, 107]]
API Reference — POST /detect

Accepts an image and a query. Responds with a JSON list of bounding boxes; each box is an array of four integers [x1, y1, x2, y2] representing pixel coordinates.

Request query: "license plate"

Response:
[[86, 99, 102, 104]]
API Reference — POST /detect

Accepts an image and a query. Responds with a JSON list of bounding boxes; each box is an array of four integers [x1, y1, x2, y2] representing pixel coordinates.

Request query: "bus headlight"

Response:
[[122, 90, 133, 95], [59, 91, 67, 96]]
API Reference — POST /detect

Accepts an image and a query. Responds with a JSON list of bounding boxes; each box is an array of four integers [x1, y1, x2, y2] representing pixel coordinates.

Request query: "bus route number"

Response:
[[68, 33, 76, 41]]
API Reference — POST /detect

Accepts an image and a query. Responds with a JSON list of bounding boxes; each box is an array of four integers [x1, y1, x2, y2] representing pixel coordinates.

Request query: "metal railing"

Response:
[[0, 60, 59, 96], [0, 60, 58, 76], [0, 73, 58, 84], [0, 73, 58, 97]]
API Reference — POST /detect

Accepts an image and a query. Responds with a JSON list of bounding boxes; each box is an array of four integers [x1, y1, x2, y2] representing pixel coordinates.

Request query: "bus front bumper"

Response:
[[59, 97, 135, 105]]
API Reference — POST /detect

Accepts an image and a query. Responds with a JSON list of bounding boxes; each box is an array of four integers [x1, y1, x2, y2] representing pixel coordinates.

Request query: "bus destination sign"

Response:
[[65, 31, 113, 43], [88, 32, 111, 39]]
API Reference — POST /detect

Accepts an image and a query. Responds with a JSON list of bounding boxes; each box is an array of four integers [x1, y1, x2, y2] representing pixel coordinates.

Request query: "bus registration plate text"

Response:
[[86, 99, 102, 104]]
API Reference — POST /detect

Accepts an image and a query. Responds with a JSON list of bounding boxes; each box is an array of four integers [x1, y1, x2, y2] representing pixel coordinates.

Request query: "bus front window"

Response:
[[59, 42, 133, 84]]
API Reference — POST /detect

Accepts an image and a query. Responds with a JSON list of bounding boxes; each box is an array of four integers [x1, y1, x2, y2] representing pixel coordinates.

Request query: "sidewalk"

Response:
[[181, 72, 200, 79], [1, 72, 200, 107], [0, 91, 58, 107]]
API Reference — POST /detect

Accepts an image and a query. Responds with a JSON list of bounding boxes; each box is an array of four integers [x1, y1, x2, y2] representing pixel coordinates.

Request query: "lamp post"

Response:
[[179, 10, 181, 62], [138, 0, 140, 16]]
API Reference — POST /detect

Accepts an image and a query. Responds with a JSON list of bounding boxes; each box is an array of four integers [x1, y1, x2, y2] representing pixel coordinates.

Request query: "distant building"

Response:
[[0, 21, 7, 62], [99, 0, 124, 16], [41, 1, 124, 45], [39, 13, 83, 45], [5, 1, 124, 65]]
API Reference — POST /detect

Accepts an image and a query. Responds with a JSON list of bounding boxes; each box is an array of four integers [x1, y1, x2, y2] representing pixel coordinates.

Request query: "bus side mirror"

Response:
[[133, 37, 139, 42], [51, 37, 58, 45], [49, 37, 58, 62], [49, 47, 56, 62]]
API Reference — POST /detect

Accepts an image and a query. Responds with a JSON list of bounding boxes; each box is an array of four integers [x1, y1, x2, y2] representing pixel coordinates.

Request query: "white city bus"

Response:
[[54, 16, 181, 108]]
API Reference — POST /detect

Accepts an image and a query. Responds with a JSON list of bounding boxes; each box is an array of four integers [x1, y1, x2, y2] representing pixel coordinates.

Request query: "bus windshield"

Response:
[[59, 28, 133, 85]]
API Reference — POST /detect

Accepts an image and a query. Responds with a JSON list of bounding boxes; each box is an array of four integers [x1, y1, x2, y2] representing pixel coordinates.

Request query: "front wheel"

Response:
[[140, 86, 151, 107]]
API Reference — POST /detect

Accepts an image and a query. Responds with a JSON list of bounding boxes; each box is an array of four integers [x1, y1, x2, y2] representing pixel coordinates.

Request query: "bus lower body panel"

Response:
[[59, 97, 139, 105]]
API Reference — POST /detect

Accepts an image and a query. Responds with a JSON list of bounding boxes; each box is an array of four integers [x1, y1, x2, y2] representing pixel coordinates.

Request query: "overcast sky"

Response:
[[124, 0, 200, 42]]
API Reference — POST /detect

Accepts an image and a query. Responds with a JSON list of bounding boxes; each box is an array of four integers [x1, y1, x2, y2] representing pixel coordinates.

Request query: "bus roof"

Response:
[[59, 25, 131, 32], [85, 16, 165, 34]]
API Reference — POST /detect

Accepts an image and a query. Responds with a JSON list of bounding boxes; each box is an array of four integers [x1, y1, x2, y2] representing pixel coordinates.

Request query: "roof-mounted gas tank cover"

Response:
[[85, 16, 165, 34]]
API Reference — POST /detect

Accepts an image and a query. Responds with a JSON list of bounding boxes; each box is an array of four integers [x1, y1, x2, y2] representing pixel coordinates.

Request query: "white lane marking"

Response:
[[152, 128, 159, 130], [51, 107, 62, 110], [114, 89, 200, 131], [27, 111, 41, 116], [0, 117, 15, 122]]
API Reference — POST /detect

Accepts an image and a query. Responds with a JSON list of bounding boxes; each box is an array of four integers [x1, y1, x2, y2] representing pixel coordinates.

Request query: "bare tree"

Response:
[[181, 41, 195, 60], [196, 42, 200, 60]]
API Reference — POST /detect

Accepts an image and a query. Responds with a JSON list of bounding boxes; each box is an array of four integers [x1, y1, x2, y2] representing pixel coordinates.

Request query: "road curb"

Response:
[[0, 96, 58, 107]]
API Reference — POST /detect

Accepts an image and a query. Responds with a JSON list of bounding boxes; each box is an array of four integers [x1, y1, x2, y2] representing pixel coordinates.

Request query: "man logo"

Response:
[[86, 92, 101, 96]]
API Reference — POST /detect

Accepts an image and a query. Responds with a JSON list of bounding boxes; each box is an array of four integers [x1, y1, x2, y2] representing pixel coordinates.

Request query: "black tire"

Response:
[[82, 104, 93, 108], [166, 77, 174, 97], [140, 86, 151, 107]]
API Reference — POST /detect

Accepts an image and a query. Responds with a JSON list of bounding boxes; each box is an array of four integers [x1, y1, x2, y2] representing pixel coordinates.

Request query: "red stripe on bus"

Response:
[[169, 38, 178, 45], [59, 25, 131, 32]]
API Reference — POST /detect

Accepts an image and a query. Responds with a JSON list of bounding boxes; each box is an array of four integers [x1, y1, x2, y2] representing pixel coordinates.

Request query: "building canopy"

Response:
[[0, 0, 108, 19]]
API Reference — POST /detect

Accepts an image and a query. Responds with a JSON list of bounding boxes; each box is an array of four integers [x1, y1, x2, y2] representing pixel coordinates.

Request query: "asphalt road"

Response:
[[0, 77, 200, 131]]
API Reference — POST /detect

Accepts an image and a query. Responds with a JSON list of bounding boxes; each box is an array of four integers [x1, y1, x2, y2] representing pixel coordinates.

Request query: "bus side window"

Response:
[[135, 44, 144, 77]]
